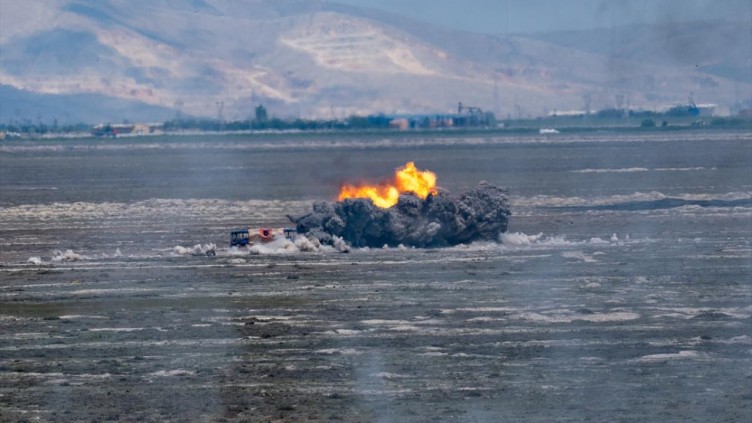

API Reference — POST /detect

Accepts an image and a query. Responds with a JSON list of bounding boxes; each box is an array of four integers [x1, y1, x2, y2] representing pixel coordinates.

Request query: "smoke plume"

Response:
[[291, 181, 511, 248]]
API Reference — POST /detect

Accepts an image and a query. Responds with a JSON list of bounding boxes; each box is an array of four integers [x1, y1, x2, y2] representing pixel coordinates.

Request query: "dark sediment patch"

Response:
[[290, 181, 511, 248]]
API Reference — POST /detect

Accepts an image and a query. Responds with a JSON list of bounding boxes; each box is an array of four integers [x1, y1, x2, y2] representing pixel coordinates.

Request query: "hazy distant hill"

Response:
[[0, 0, 749, 124], [527, 20, 752, 84], [0, 85, 176, 125]]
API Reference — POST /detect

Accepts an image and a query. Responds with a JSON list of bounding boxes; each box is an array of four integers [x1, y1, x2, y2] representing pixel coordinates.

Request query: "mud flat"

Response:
[[2, 227, 751, 422], [1, 131, 751, 421]]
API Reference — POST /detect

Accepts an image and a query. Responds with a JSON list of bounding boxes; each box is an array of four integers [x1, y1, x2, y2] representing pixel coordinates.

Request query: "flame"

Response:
[[338, 162, 438, 208]]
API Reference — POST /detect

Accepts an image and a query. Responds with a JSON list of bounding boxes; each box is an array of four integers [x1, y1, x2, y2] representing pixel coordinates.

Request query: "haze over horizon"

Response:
[[332, 0, 752, 34]]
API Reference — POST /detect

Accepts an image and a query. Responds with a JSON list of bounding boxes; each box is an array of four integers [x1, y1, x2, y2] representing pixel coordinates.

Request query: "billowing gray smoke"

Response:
[[290, 181, 511, 248]]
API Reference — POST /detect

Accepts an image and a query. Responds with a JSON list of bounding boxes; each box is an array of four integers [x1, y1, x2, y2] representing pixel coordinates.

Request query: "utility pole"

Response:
[[174, 99, 184, 120], [615, 94, 625, 122], [734, 81, 740, 113], [582, 94, 592, 123], [216, 101, 224, 122], [494, 75, 500, 117], [582, 94, 592, 115], [216, 101, 224, 131]]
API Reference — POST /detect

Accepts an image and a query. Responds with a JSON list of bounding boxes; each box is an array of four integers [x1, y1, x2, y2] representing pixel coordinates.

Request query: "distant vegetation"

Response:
[[161, 114, 391, 132], [0, 121, 90, 137], [1, 105, 750, 139]]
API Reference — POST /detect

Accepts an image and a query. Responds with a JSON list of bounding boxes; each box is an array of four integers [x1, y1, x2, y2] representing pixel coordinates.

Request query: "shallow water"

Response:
[[0, 130, 750, 422]]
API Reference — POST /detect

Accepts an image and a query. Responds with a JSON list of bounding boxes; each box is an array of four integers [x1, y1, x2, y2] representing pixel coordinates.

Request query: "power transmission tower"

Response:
[[216, 101, 224, 122], [582, 94, 592, 115], [494, 75, 500, 117], [615, 94, 625, 120], [174, 99, 184, 120]]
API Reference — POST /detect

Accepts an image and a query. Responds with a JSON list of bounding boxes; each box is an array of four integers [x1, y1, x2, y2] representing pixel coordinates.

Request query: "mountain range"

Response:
[[1, 0, 750, 124]]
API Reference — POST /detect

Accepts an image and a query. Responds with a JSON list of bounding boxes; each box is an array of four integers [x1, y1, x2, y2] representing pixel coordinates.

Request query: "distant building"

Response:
[[696, 104, 716, 117], [92, 123, 164, 137], [132, 123, 150, 135], [383, 113, 492, 130], [548, 110, 586, 117], [389, 118, 409, 130]]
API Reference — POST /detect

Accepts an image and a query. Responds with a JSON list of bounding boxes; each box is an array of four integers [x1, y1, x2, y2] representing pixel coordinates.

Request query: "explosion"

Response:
[[338, 162, 438, 208], [292, 162, 510, 248], [293, 181, 511, 248]]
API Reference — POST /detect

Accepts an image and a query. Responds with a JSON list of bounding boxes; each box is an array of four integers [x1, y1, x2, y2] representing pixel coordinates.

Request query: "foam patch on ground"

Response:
[[51, 249, 87, 262], [173, 243, 217, 256], [499, 232, 623, 247], [513, 190, 751, 208]]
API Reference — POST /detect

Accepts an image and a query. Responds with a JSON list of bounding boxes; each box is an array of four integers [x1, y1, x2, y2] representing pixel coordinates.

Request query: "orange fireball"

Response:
[[338, 162, 438, 208]]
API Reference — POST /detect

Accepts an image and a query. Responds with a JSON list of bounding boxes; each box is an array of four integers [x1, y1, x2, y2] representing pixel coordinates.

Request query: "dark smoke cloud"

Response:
[[290, 181, 511, 248]]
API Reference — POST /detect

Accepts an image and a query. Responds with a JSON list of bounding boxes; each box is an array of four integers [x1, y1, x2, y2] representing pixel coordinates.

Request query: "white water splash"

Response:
[[51, 249, 85, 262]]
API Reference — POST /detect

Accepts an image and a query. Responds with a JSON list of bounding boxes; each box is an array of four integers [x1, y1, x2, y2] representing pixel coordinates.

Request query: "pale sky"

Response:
[[331, 0, 752, 34]]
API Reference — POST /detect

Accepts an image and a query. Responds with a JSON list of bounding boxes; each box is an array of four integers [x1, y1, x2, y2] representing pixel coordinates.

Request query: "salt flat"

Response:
[[1, 130, 750, 421]]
